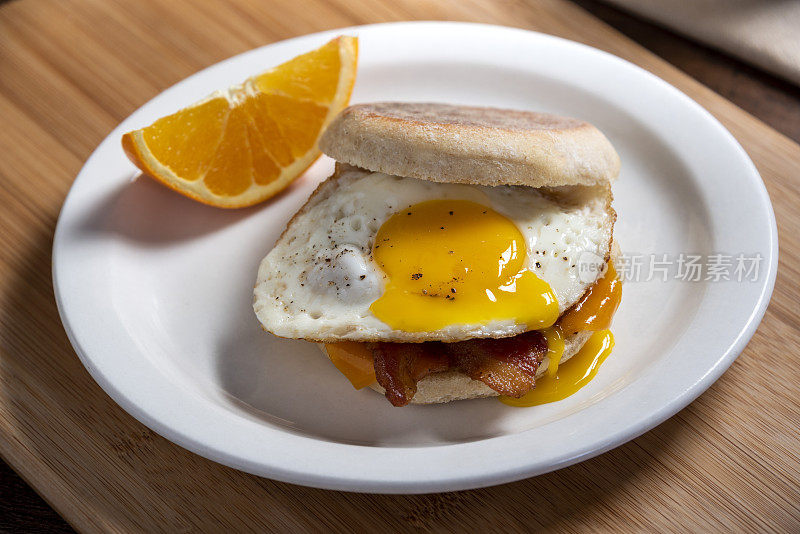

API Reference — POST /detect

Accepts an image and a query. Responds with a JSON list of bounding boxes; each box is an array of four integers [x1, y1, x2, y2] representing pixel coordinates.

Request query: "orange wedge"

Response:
[[122, 36, 358, 208]]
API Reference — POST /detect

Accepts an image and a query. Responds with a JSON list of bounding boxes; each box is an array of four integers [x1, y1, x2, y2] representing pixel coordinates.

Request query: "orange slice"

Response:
[[122, 36, 358, 208]]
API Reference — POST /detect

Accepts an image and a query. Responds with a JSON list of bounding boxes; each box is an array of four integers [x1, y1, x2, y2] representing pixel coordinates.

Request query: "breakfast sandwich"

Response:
[[253, 102, 621, 406]]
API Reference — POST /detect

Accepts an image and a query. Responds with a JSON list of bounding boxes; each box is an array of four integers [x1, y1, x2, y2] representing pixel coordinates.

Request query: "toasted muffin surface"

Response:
[[320, 102, 620, 188]]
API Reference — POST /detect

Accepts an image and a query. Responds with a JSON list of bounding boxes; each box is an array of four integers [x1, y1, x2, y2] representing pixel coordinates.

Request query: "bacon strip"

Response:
[[372, 330, 547, 406], [371, 343, 449, 407], [448, 331, 547, 397]]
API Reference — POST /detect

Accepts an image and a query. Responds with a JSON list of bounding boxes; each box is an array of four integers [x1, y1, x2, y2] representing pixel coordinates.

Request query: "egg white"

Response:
[[254, 166, 614, 342]]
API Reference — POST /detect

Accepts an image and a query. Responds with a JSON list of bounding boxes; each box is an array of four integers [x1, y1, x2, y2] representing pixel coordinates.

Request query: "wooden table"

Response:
[[2, 0, 799, 531]]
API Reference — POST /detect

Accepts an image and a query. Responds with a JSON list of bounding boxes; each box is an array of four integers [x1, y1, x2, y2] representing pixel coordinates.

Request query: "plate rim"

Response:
[[52, 21, 779, 493]]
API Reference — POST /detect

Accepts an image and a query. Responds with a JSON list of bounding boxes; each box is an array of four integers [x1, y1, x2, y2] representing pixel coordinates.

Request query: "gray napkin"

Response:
[[604, 0, 800, 86]]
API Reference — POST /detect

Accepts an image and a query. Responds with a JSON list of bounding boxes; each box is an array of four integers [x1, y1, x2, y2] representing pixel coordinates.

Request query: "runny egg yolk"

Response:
[[500, 329, 615, 407], [369, 199, 559, 332], [557, 261, 622, 335], [541, 326, 565, 378]]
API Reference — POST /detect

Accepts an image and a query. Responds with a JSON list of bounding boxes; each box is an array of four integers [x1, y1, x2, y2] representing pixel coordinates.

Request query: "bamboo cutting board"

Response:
[[1, 0, 799, 531]]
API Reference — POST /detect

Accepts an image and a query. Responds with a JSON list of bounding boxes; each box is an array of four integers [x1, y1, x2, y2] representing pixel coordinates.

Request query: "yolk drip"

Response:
[[369, 200, 558, 332], [500, 329, 614, 407], [542, 327, 565, 378], [558, 260, 622, 334], [503, 261, 622, 407]]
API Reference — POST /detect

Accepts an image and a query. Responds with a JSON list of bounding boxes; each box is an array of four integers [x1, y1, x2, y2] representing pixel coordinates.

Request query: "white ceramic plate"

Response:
[[53, 22, 778, 493]]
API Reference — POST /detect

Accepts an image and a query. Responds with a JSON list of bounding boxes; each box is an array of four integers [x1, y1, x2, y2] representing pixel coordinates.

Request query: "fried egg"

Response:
[[254, 166, 614, 342]]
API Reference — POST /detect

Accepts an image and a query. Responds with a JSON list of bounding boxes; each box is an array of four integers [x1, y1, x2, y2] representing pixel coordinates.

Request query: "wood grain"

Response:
[[1, 0, 799, 531]]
